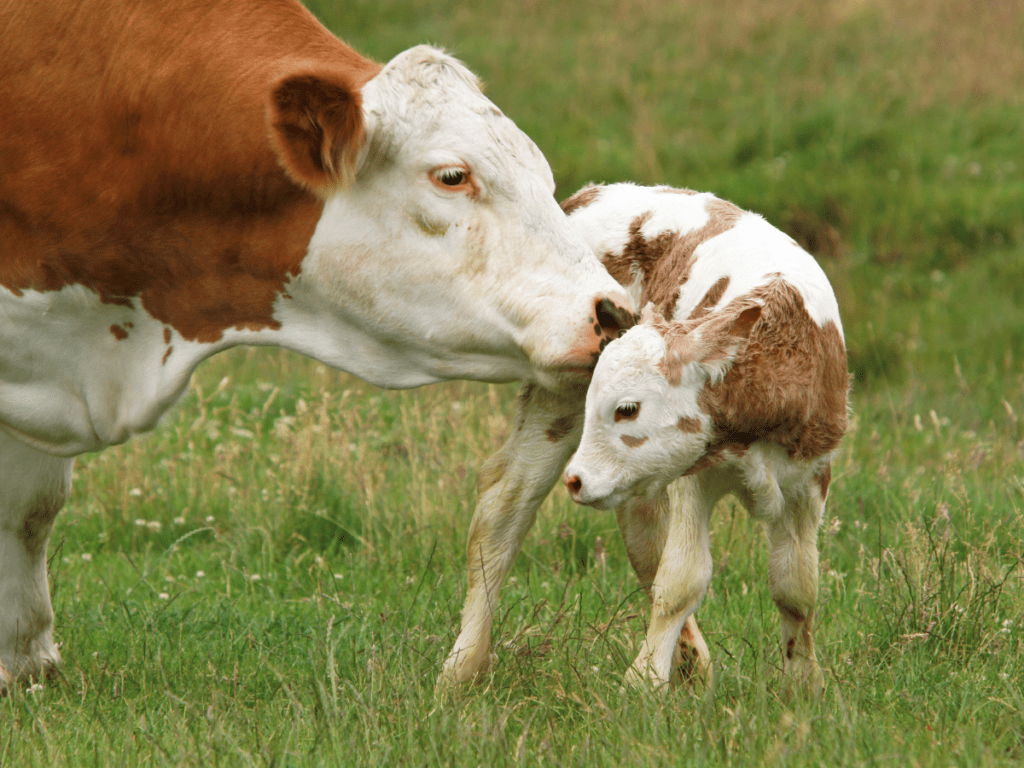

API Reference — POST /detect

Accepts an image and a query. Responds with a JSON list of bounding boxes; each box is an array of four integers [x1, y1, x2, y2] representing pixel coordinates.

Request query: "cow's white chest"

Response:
[[0, 285, 234, 455]]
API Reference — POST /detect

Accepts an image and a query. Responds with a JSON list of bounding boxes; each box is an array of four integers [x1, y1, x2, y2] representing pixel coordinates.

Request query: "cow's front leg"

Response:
[[616, 490, 710, 686], [439, 384, 583, 688], [765, 472, 827, 696], [624, 478, 713, 689], [0, 431, 73, 691]]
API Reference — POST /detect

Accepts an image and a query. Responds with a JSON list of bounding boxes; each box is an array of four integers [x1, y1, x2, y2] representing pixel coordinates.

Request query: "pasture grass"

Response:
[[4, 0, 1024, 765]]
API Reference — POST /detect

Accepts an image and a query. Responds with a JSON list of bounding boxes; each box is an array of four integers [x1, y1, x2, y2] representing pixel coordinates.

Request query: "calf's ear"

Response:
[[693, 304, 762, 377], [267, 69, 367, 194]]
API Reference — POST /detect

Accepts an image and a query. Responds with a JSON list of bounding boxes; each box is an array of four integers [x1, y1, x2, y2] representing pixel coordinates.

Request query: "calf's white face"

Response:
[[563, 305, 760, 508]]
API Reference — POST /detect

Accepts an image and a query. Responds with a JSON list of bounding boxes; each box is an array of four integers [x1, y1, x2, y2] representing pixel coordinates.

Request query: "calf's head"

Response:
[[269, 46, 632, 390], [563, 303, 761, 508]]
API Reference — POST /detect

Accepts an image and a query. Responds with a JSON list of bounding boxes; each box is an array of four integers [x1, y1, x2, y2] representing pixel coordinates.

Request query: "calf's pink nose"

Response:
[[563, 473, 582, 496]]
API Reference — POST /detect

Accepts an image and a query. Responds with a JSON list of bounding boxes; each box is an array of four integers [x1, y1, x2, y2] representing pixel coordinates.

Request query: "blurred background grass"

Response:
[[6, 2, 1024, 766]]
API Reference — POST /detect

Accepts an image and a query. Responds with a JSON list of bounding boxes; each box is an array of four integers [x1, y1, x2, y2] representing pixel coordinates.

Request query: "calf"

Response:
[[441, 182, 846, 693], [562, 183, 849, 691]]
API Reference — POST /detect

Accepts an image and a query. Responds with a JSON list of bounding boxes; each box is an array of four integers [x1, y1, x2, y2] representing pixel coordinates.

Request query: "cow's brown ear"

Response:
[[268, 69, 366, 193]]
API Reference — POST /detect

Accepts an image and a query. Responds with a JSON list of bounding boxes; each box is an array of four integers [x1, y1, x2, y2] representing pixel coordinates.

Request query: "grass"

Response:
[[3, 0, 1024, 765]]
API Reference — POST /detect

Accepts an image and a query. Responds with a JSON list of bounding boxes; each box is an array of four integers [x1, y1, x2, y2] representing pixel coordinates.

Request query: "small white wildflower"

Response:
[[333, 573, 343, 580], [173, 516, 186, 525], [26, 683, 44, 695], [135, 519, 147, 527], [146, 521, 162, 532], [81, 553, 92, 562], [406, 576, 416, 585], [205, 516, 215, 523], [158, 593, 170, 600], [250, 574, 261, 582], [129, 488, 142, 497], [196, 571, 206, 579]]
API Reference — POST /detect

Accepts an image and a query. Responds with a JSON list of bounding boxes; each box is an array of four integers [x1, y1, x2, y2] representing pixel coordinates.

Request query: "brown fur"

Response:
[[687, 276, 730, 321], [676, 416, 702, 433], [816, 463, 832, 499], [560, 185, 602, 216], [602, 198, 745, 320], [621, 435, 648, 448], [0, 0, 381, 343], [545, 415, 576, 442], [696, 281, 849, 460]]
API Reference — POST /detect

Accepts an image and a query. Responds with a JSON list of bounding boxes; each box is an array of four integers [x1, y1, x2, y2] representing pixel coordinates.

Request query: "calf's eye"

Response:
[[614, 402, 640, 422]]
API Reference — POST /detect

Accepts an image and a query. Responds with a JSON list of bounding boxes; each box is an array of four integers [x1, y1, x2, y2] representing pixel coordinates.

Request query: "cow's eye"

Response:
[[437, 168, 467, 186], [432, 167, 471, 189], [614, 402, 640, 422]]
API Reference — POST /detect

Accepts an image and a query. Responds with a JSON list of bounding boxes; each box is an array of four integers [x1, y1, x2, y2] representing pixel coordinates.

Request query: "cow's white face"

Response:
[[563, 325, 711, 509], [288, 47, 632, 391]]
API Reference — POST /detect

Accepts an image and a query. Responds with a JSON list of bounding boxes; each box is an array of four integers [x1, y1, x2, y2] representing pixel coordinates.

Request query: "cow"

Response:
[[0, 0, 633, 689], [442, 183, 847, 694]]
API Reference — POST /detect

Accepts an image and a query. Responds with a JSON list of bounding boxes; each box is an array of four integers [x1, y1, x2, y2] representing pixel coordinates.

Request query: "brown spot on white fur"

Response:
[[602, 198, 744, 320], [696, 280, 849, 460], [110, 324, 128, 341], [816, 463, 832, 499], [621, 435, 647, 448], [560, 184, 603, 215], [677, 416, 702, 433], [687, 276, 730, 321], [546, 415, 576, 442]]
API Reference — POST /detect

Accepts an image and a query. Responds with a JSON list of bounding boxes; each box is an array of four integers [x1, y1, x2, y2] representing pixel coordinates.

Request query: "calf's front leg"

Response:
[[616, 489, 710, 686], [439, 384, 583, 687], [623, 478, 713, 688]]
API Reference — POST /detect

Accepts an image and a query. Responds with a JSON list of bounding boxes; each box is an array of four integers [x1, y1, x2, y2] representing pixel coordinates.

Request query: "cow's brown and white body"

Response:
[[0, 0, 632, 688], [443, 183, 847, 693]]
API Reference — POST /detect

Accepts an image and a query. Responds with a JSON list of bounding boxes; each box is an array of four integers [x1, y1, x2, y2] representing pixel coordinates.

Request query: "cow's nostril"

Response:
[[595, 297, 636, 338], [564, 474, 582, 496]]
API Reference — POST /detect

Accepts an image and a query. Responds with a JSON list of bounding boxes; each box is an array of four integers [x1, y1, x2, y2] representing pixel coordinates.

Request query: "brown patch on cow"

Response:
[[545, 415, 576, 442], [621, 435, 648, 448], [687, 276, 730, 321], [775, 599, 807, 625], [601, 197, 745, 320], [560, 184, 603, 215], [163, 327, 172, 345], [682, 440, 750, 476], [677, 416, 702, 433], [698, 280, 849, 460], [102, 296, 134, 309], [0, 0, 381, 344], [109, 324, 128, 341], [476, 453, 508, 496], [816, 462, 832, 499], [162, 346, 173, 365]]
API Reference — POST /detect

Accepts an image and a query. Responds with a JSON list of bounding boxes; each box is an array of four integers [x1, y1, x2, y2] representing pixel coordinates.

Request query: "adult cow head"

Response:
[[268, 46, 634, 391]]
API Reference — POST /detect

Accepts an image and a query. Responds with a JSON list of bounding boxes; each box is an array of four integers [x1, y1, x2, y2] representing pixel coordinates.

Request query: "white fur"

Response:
[[0, 48, 631, 689]]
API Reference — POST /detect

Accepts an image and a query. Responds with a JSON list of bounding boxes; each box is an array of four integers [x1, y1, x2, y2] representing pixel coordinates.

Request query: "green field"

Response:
[[4, 0, 1024, 765]]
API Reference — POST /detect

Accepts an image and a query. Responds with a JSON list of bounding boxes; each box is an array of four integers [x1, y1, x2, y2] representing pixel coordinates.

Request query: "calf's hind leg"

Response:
[[764, 469, 828, 695], [0, 431, 73, 690]]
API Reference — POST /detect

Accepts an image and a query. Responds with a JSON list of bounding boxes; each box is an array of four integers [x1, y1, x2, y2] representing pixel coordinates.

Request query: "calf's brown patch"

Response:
[[621, 435, 647, 448], [697, 280, 849, 460], [560, 185, 603, 215], [601, 197, 744, 320]]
